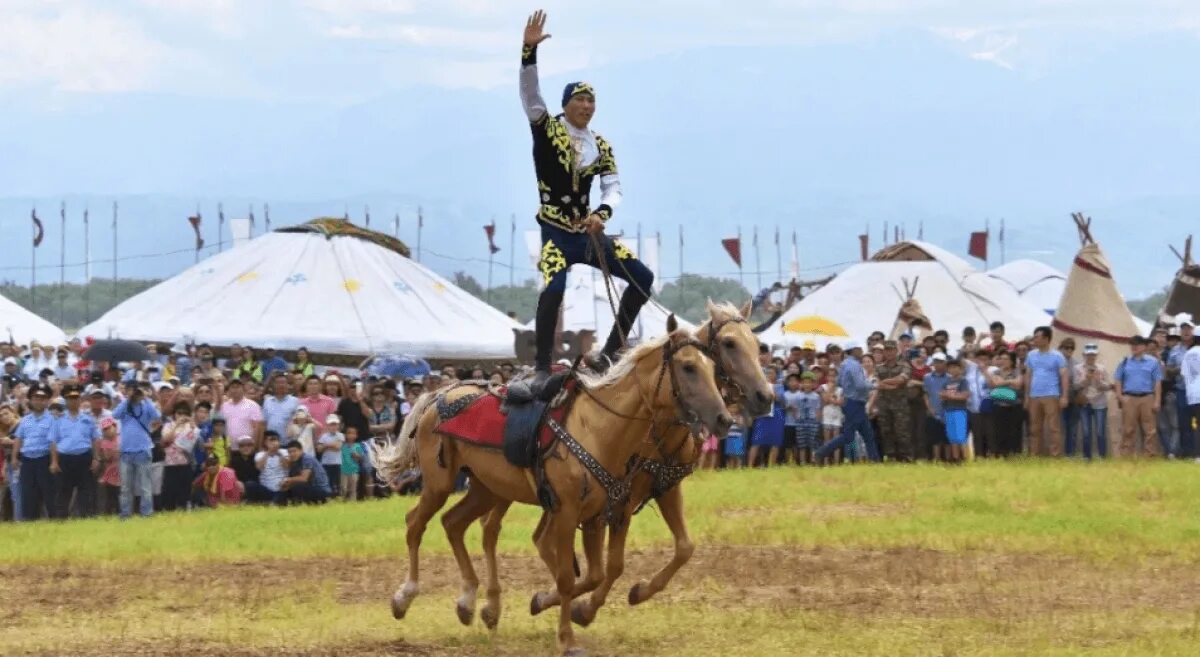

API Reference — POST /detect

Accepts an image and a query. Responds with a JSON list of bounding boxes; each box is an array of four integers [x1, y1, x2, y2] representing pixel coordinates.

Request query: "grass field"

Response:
[[4, 460, 1200, 656]]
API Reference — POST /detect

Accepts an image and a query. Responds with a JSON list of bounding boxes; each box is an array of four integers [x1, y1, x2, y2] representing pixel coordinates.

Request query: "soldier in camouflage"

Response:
[[874, 340, 914, 461]]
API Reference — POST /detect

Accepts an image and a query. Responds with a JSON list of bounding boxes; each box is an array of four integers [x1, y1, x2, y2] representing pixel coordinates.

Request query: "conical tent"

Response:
[[1052, 214, 1140, 359], [77, 219, 522, 360], [0, 293, 66, 346], [1160, 236, 1200, 323]]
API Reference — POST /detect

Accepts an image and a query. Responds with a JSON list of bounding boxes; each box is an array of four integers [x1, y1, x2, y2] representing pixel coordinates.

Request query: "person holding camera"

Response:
[[112, 380, 162, 519]]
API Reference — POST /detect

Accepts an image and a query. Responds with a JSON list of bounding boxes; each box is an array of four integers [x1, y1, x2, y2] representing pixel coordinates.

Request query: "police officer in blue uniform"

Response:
[[51, 383, 100, 518], [10, 382, 59, 520]]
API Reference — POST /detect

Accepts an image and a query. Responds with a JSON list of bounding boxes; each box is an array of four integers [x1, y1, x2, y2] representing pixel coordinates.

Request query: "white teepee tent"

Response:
[[0, 293, 67, 346], [759, 240, 1050, 350], [77, 219, 522, 359]]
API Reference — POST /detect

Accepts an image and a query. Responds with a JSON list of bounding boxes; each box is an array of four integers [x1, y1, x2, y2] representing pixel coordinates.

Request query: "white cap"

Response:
[[930, 352, 948, 363], [843, 340, 862, 352], [326, 413, 341, 425], [152, 381, 175, 392]]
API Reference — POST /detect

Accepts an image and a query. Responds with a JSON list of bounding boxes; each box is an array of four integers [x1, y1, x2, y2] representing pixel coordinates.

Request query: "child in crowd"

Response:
[[818, 366, 844, 453], [723, 409, 746, 469], [698, 428, 720, 470], [317, 414, 344, 496], [207, 415, 231, 466], [192, 401, 213, 470], [942, 359, 972, 463], [95, 418, 121, 515], [785, 372, 823, 465], [340, 426, 365, 501]]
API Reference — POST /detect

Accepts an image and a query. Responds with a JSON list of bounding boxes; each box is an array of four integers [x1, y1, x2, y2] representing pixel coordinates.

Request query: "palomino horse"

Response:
[[372, 317, 733, 657], [464, 301, 774, 630]]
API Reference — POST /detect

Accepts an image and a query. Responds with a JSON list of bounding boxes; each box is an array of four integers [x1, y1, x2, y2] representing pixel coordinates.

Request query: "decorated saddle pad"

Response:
[[435, 382, 575, 451]]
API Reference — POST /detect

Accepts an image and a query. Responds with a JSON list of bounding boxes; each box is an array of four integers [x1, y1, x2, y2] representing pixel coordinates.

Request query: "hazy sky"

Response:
[[3, 1, 1199, 100]]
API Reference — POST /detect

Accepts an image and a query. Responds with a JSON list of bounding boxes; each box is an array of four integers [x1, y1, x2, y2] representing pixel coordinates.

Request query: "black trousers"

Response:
[[19, 456, 59, 520], [56, 452, 96, 518], [244, 481, 286, 505], [160, 464, 193, 511], [993, 405, 1024, 456], [287, 483, 330, 504]]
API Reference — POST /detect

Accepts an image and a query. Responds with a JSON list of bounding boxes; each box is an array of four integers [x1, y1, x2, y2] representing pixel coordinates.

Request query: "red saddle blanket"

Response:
[[435, 386, 572, 450]]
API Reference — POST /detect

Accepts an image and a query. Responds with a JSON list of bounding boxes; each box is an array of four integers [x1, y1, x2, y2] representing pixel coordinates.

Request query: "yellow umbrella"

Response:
[[781, 315, 850, 337]]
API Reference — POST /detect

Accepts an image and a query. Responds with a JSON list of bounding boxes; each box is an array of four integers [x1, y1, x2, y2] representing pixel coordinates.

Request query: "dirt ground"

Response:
[[5, 544, 1200, 656]]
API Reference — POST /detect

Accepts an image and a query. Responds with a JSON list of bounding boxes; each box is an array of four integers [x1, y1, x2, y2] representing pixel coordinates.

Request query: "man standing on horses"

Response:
[[521, 10, 655, 381]]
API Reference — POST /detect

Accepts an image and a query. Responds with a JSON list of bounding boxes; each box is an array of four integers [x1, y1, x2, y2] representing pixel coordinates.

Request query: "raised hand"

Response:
[[524, 10, 551, 47]]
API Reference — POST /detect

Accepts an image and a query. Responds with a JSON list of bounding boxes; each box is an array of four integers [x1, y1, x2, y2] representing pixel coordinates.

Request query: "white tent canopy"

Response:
[[0, 293, 67, 346], [77, 220, 522, 360], [987, 260, 1067, 315], [759, 243, 1052, 350]]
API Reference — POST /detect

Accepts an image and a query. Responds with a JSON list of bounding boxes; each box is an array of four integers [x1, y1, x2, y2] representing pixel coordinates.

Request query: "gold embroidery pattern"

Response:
[[539, 239, 567, 285], [594, 134, 617, 176], [544, 118, 573, 173], [613, 240, 634, 261]]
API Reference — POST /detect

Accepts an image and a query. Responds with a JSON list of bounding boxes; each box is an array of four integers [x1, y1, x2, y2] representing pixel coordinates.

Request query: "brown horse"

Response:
[[469, 301, 774, 630], [372, 317, 733, 657]]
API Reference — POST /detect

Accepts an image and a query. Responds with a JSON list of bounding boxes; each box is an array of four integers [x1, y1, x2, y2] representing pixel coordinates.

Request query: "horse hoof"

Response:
[[481, 605, 500, 630], [391, 597, 409, 620], [628, 582, 649, 606], [530, 592, 546, 616], [456, 602, 475, 626], [570, 600, 594, 627]]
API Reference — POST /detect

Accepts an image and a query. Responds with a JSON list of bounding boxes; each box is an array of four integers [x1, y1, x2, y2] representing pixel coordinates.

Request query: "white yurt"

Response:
[[77, 219, 522, 360], [0, 293, 67, 346], [987, 259, 1068, 316], [759, 240, 1051, 350]]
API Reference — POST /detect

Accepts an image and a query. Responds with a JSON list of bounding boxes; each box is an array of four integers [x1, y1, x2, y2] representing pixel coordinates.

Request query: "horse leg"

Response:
[[441, 483, 500, 626], [393, 482, 452, 620], [551, 512, 585, 657], [529, 510, 559, 615], [531, 513, 605, 616], [571, 514, 628, 627], [628, 485, 694, 606], [480, 500, 512, 630]]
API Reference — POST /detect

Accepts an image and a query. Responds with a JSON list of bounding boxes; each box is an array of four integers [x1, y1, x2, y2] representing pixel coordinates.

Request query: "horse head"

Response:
[[703, 299, 776, 418], [661, 314, 733, 439]]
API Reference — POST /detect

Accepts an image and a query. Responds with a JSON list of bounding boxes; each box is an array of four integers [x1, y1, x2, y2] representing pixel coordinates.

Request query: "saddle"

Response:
[[500, 371, 569, 467]]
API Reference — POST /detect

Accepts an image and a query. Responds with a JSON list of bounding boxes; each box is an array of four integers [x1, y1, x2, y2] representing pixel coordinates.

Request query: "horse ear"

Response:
[[667, 313, 679, 334], [705, 298, 716, 315], [740, 299, 753, 319]]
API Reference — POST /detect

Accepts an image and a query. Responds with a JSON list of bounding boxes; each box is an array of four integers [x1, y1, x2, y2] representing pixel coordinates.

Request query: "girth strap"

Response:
[[546, 416, 636, 526]]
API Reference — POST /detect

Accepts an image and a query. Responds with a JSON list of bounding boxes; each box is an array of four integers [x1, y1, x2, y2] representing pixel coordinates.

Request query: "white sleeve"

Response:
[[599, 174, 622, 209], [520, 64, 547, 122]]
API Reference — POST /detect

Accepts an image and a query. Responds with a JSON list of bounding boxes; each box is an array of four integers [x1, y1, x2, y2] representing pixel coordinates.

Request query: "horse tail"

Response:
[[371, 391, 438, 484]]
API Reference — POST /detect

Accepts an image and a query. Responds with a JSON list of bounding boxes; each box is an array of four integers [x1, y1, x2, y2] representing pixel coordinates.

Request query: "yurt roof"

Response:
[[758, 259, 1050, 349], [0, 293, 67, 346], [76, 218, 521, 360], [986, 259, 1067, 314], [871, 240, 976, 281]]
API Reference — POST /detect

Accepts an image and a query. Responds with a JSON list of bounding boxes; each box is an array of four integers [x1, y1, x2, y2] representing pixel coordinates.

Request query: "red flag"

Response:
[[721, 237, 741, 268], [859, 233, 869, 261], [968, 230, 988, 261], [484, 223, 500, 254], [32, 209, 44, 247], [188, 214, 204, 251]]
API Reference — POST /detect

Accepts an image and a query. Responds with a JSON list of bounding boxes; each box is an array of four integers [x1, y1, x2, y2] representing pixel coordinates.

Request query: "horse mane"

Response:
[[708, 301, 743, 324], [577, 331, 680, 390]]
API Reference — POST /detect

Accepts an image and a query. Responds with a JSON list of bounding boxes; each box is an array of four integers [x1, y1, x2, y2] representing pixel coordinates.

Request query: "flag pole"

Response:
[[112, 201, 119, 297], [791, 229, 799, 279], [1000, 217, 1006, 264], [985, 217, 991, 269], [264, 203, 271, 232], [678, 224, 684, 309], [84, 207, 91, 323], [59, 201, 66, 326], [775, 225, 782, 284], [487, 217, 495, 304], [753, 226, 762, 290], [509, 213, 516, 287], [393, 212, 400, 239], [31, 207, 37, 315], [365, 205, 371, 228], [417, 206, 424, 262], [218, 203, 225, 253], [737, 225, 744, 287]]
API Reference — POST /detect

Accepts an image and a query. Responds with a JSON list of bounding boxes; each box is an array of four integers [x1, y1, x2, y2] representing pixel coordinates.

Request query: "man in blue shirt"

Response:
[[1166, 322, 1195, 457], [814, 341, 881, 463], [10, 382, 59, 520], [262, 373, 300, 439], [922, 353, 952, 462], [260, 346, 289, 383], [1023, 326, 1069, 457], [112, 381, 162, 519], [1115, 335, 1164, 457], [281, 440, 331, 504], [50, 384, 100, 518]]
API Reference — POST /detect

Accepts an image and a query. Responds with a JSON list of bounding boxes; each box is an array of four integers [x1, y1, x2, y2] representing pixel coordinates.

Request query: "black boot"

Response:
[[533, 288, 564, 381]]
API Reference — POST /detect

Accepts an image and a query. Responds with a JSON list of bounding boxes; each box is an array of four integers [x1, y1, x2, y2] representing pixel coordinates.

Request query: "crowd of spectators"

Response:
[[0, 341, 510, 521], [2, 319, 1198, 522]]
